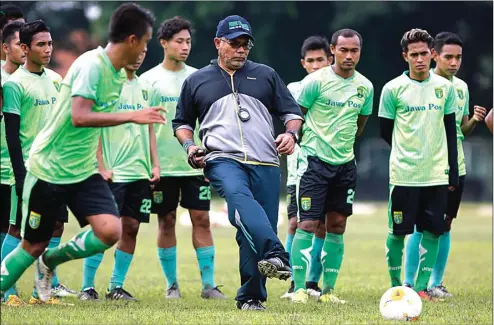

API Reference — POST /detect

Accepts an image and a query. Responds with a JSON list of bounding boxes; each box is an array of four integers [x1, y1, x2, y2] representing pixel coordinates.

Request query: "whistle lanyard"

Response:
[[220, 69, 251, 122]]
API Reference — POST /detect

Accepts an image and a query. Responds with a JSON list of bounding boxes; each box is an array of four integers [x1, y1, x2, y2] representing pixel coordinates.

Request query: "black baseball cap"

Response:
[[215, 15, 254, 41]]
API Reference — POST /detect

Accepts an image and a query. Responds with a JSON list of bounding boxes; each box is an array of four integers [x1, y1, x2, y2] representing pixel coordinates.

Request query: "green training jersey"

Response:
[[297, 66, 374, 165], [101, 76, 156, 183], [286, 80, 302, 186], [2, 66, 62, 183], [1, 67, 12, 185], [140, 64, 202, 177], [378, 71, 457, 186], [27, 46, 127, 184], [431, 69, 469, 176]]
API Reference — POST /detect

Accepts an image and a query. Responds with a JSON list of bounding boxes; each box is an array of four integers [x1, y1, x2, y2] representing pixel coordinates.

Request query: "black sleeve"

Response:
[[270, 69, 303, 121], [4, 112, 26, 189], [444, 113, 459, 187], [172, 78, 198, 134], [379, 117, 394, 146]]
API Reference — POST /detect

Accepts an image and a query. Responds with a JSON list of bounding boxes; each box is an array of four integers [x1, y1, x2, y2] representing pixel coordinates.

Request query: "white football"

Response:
[[379, 286, 422, 321]]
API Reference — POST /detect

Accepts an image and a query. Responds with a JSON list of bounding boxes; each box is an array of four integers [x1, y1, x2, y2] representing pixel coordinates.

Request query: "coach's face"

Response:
[[214, 35, 251, 71]]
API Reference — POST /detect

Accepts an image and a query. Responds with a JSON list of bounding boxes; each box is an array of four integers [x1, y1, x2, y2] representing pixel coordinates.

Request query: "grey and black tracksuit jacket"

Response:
[[172, 59, 303, 166]]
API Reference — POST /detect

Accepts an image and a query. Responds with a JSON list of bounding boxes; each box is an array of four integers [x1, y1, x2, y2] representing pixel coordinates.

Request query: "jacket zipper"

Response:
[[230, 73, 247, 161]]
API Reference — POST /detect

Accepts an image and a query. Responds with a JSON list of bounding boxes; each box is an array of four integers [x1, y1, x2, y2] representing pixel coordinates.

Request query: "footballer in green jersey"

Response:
[[282, 35, 332, 300], [140, 16, 225, 300], [1, 21, 24, 254], [291, 29, 374, 305], [0, 4, 161, 304], [0, 20, 26, 305], [78, 49, 160, 301], [379, 29, 459, 300], [403, 32, 488, 299], [2, 20, 77, 302]]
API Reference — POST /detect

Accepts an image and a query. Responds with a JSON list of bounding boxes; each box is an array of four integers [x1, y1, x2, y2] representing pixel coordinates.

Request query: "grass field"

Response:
[[1, 201, 492, 324]]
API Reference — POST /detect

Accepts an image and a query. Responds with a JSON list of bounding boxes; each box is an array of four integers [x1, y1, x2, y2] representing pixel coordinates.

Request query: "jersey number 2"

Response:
[[346, 189, 355, 204]]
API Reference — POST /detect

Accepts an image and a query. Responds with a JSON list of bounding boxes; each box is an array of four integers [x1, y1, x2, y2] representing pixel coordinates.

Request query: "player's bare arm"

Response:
[[96, 137, 112, 182], [356, 114, 370, 137], [71, 96, 167, 127], [461, 105, 487, 136], [148, 124, 160, 183], [485, 108, 493, 134]]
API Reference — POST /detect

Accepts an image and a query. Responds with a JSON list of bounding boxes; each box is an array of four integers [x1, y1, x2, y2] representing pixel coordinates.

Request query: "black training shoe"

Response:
[[306, 281, 322, 298], [78, 287, 100, 301], [105, 287, 137, 301], [257, 257, 291, 280], [236, 299, 266, 311]]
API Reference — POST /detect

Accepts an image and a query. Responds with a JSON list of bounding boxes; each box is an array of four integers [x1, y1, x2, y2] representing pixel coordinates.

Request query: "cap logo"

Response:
[[228, 20, 250, 31]]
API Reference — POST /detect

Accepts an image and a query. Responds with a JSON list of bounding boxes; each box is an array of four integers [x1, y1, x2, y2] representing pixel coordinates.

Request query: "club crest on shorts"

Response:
[[434, 87, 443, 99], [457, 89, 464, 100], [286, 193, 291, 203], [393, 211, 403, 224], [142, 89, 148, 101], [301, 197, 311, 211], [153, 191, 163, 204], [29, 211, 41, 229]]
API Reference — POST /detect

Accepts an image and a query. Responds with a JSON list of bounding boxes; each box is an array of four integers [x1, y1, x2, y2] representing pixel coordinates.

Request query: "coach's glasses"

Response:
[[220, 38, 254, 50]]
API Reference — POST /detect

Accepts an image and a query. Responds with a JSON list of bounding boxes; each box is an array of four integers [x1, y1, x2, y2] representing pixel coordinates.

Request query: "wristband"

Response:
[[183, 139, 195, 153]]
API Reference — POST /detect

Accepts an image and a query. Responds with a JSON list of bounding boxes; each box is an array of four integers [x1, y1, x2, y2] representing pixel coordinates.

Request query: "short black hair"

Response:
[[331, 29, 363, 47], [400, 28, 433, 52], [0, 4, 24, 30], [108, 3, 155, 43], [157, 16, 192, 41], [20, 20, 50, 47], [301, 36, 331, 59], [433, 32, 463, 53], [2, 20, 23, 44]]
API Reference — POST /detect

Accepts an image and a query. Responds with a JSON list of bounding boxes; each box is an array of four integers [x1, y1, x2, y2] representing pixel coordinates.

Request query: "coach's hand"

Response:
[[275, 133, 295, 155], [132, 107, 167, 125], [99, 167, 113, 183], [149, 165, 160, 186], [187, 145, 206, 169]]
